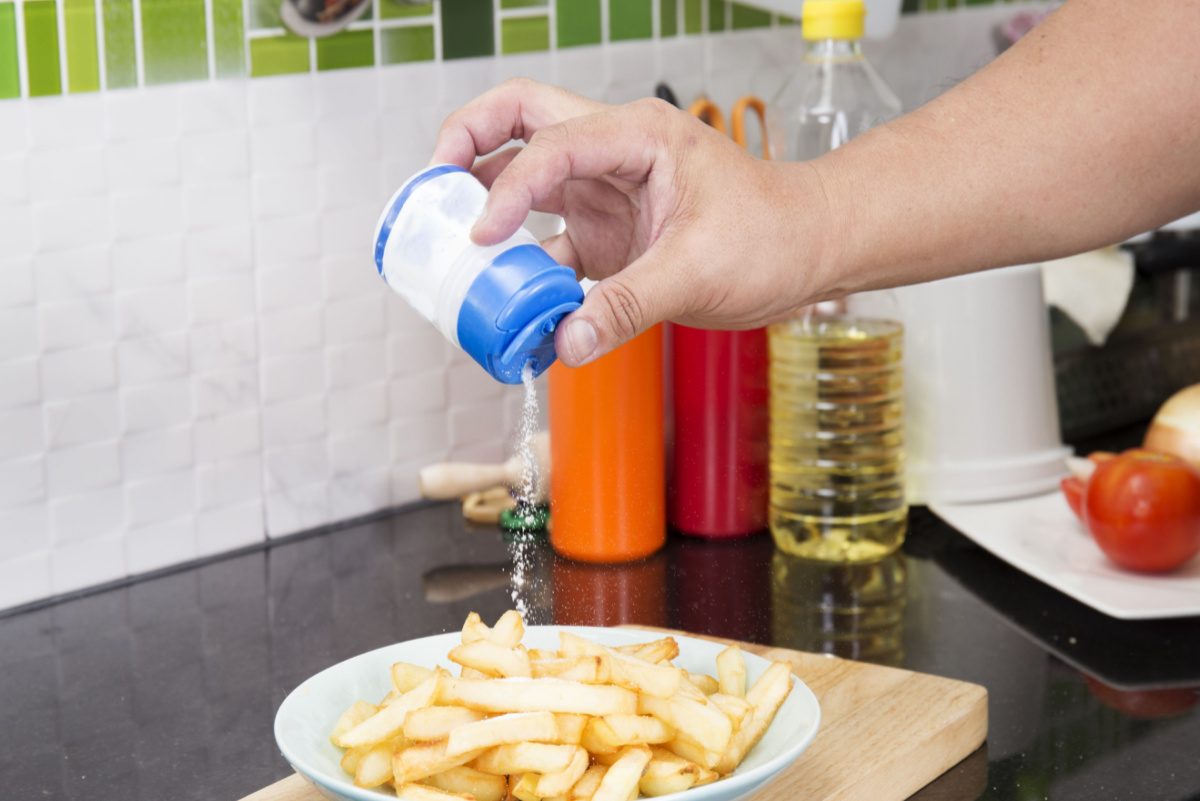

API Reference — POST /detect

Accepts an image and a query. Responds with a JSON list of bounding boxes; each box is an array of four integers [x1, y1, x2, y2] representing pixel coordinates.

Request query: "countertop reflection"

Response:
[[1, 504, 1198, 801]]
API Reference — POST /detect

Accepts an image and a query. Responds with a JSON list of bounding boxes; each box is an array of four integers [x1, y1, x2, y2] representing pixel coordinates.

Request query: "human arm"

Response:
[[433, 0, 1200, 366]]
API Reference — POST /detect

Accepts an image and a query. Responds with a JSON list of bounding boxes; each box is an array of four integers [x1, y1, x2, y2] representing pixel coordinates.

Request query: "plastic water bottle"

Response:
[[373, 165, 584, 383], [766, 0, 907, 563], [767, 0, 901, 162]]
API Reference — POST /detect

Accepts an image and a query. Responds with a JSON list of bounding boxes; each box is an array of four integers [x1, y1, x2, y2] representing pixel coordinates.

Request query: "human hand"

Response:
[[433, 79, 832, 366]]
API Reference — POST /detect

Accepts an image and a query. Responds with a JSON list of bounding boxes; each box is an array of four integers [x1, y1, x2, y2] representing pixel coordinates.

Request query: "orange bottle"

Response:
[[548, 325, 665, 563]]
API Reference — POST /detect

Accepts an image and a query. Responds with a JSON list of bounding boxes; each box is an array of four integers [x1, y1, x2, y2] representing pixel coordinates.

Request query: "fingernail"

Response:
[[469, 208, 491, 244], [562, 317, 598, 365]]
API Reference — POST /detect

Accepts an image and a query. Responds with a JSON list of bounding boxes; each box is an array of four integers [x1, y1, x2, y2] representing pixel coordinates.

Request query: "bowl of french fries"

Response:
[[275, 611, 819, 801]]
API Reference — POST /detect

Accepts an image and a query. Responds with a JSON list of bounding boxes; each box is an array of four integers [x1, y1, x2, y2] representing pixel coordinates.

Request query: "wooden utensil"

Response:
[[244, 628, 987, 801], [419, 432, 550, 501]]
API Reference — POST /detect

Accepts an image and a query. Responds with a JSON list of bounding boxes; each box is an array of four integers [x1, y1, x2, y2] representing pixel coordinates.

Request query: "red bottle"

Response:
[[670, 325, 769, 538]]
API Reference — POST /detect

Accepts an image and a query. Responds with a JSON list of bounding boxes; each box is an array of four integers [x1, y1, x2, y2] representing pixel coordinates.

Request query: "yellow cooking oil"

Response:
[[768, 315, 907, 562]]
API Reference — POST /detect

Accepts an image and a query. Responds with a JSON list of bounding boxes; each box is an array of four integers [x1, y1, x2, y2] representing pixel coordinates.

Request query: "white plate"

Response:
[[275, 626, 821, 801], [931, 492, 1200, 620]]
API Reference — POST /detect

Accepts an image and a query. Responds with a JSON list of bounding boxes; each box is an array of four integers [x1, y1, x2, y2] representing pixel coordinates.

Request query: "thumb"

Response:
[[554, 252, 682, 367]]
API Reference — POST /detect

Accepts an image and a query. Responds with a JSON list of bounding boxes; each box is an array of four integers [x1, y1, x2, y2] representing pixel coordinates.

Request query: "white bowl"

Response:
[[275, 626, 821, 801]]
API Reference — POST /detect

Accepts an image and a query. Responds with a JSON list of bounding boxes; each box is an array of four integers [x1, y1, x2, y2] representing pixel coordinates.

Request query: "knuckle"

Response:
[[597, 279, 645, 342], [635, 96, 671, 115], [501, 76, 536, 94]]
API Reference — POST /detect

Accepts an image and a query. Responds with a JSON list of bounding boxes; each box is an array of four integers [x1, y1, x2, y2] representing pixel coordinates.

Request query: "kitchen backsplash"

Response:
[[0, 1, 1056, 612], [0, 0, 1023, 97]]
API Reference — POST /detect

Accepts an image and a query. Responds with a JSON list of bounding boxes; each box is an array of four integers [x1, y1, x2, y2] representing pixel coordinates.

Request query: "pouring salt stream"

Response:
[[374, 166, 582, 616], [508, 362, 542, 616]]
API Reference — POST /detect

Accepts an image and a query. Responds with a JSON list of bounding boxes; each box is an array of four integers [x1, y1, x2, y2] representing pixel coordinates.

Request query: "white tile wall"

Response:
[[0, 8, 1035, 611]]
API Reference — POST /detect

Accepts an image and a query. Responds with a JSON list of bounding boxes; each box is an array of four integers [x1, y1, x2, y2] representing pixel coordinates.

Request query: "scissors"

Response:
[[688, 96, 770, 159]]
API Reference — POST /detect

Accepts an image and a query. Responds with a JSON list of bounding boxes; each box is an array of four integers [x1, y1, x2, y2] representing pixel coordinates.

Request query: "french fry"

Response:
[[560, 635, 681, 698], [461, 612, 489, 644], [439, 677, 637, 716], [529, 648, 557, 661], [638, 753, 718, 797], [354, 742, 394, 788], [532, 656, 607, 683], [445, 711, 560, 757], [512, 773, 541, 801], [555, 713, 589, 745], [716, 646, 747, 698], [340, 745, 369, 775], [571, 766, 607, 800], [674, 679, 708, 703], [473, 743, 580, 775], [461, 667, 489, 679], [331, 700, 378, 745], [660, 736, 721, 770], [337, 673, 441, 748], [449, 639, 533, 678], [615, 638, 679, 665], [536, 744, 590, 797], [393, 740, 485, 785], [709, 693, 751, 729], [396, 782, 478, 801], [685, 672, 720, 696], [423, 766, 507, 801], [582, 716, 674, 753], [393, 662, 436, 693], [405, 706, 486, 741], [491, 610, 525, 647], [637, 693, 732, 754], [462, 610, 525, 647], [715, 662, 792, 774], [592, 745, 651, 801]]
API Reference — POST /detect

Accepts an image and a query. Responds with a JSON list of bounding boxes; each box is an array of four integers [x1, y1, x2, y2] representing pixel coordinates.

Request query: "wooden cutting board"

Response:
[[243, 627, 987, 801]]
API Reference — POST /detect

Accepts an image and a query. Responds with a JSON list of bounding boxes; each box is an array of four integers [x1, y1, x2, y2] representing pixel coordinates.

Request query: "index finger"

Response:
[[432, 78, 605, 167]]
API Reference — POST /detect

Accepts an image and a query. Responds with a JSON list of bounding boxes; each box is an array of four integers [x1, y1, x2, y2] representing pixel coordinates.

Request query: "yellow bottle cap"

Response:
[[802, 0, 865, 40]]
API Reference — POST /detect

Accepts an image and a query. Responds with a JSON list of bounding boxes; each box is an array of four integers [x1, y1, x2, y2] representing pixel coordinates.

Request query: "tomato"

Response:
[[1083, 449, 1200, 573], [1085, 675, 1199, 720], [1061, 476, 1085, 520], [1061, 452, 1115, 522]]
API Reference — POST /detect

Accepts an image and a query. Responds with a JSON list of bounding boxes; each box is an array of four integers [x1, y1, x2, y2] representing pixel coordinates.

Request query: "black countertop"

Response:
[[3, 498, 1200, 801]]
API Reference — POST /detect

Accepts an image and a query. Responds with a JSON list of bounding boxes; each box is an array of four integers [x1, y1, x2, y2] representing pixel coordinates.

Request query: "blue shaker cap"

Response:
[[457, 244, 584, 384]]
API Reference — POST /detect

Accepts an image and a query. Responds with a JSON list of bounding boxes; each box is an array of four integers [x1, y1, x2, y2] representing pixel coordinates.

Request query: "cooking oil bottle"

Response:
[[766, 0, 906, 562], [769, 313, 906, 561]]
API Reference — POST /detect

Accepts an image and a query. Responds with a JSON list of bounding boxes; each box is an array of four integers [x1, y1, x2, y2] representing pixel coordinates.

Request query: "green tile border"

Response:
[[707, 0, 726, 33], [381, 25, 436, 63], [0, 3, 20, 99], [442, 0, 493, 59], [683, 0, 701, 34], [64, 0, 100, 93], [213, 0, 246, 78], [660, 0, 677, 37], [316, 28, 374, 70], [381, 0, 433, 19], [557, 0, 600, 47], [610, 0, 652, 41], [0, 0, 960, 100], [142, 0, 208, 85], [501, 15, 549, 54], [731, 2, 769, 29], [103, 0, 137, 89], [250, 33, 310, 77], [24, 0, 62, 96]]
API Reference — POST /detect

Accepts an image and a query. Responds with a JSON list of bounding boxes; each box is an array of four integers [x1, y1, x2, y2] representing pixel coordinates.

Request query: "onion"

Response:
[[1144, 384, 1200, 471]]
